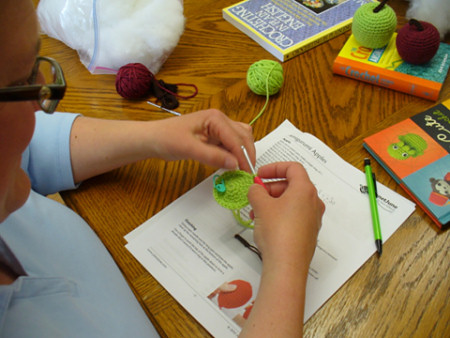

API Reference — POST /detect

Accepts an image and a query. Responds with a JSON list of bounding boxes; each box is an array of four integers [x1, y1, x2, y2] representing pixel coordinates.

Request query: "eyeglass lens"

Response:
[[34, 59, 59, 112]]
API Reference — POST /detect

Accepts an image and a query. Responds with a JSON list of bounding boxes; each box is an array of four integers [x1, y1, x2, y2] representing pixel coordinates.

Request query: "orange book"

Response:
[[333, 34, 450, 101]]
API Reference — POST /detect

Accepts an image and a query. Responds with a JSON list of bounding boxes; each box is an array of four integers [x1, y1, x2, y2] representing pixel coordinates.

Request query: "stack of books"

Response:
[[333, 33, 450, 101]]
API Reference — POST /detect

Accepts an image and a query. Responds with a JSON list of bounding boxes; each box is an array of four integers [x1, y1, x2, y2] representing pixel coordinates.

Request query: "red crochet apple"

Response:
[[396, 19, 440, 65]]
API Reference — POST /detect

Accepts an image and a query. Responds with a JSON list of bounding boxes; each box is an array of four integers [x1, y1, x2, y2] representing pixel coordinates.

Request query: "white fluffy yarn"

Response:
[[37, 0, 185, 74], [406, 0, 450, 40]]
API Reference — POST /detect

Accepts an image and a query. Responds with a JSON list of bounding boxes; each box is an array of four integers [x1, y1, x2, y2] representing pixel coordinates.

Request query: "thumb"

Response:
[[189, 143, 237, 169], [247, 183, 270, 212]]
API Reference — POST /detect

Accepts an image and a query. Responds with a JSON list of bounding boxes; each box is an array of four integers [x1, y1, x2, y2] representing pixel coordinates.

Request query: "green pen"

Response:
[[364, 158, 382, 256]]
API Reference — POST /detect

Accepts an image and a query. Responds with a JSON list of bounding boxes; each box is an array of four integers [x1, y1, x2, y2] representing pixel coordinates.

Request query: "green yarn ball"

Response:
[[213, 170, 254, 210], [352, 2, 397, 49], [247, 60, 284, 96]]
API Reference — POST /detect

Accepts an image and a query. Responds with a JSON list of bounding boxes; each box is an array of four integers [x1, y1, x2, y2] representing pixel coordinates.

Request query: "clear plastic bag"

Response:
[[37, 0, 185, 74]]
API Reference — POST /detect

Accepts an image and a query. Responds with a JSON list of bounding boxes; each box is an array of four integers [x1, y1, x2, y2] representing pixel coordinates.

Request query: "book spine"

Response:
[[332, 56, 441, 101], [398, 182, 445, 229], [222, 9, 284, 62], [283, 23, 352, 61], [365, 145, 444, 229]]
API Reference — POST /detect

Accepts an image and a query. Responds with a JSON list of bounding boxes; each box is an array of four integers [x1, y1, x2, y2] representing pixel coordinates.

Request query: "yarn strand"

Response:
[[246, 60, 284, 126], [249, 62, 277, 126], [213, 60, 284, 228], [155, 81, 198, 99]]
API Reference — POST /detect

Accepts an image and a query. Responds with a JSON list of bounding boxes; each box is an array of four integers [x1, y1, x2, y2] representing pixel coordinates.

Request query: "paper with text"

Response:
[[125, 120, 415, 338]]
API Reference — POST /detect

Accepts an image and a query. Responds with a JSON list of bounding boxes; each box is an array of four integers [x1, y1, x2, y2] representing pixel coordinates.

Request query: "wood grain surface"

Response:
[[33, 0, 449, 336]]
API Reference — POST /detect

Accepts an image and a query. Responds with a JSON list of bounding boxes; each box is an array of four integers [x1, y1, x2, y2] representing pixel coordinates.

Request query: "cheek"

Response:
[[1, 99, 35, 142], [0, 102, 36, 220], [0, 101, 36, 152]]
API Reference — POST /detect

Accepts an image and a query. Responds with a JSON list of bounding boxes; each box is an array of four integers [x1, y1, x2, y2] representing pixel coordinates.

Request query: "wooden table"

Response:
[[35, 0, 449, 336]]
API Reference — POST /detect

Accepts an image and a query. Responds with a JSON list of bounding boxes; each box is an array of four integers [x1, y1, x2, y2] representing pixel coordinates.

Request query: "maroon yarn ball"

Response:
[[396, 20, 440, 65], [115, 63, 154, 99]]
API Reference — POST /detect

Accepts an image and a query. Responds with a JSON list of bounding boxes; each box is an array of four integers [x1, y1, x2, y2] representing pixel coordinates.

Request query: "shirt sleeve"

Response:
[[21, 110, 81, 195]]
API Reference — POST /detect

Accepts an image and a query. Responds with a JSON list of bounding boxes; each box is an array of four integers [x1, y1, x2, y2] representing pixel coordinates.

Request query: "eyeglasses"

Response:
[[0, 56, 66, 114]]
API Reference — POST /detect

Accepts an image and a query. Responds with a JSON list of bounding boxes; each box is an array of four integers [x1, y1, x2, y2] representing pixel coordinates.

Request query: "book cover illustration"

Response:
[[333, 33, 450, 100], [223, 0, 373, 62], [364, 101, 450, 227]]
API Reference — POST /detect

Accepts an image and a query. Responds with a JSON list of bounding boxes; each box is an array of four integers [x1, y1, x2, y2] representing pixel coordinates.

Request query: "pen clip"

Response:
[[372, 173, 378, 198]]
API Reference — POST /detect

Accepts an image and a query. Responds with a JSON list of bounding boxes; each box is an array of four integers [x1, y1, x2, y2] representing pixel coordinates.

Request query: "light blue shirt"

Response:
[[0, 112, 159, 337]]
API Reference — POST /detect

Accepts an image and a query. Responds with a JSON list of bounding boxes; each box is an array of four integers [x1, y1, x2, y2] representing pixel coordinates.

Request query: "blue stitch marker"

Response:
[[213, 175, 226, 193]]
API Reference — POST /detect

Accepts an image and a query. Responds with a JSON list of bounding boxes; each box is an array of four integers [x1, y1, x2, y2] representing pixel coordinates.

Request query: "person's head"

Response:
[[0, 0, 40, 222]]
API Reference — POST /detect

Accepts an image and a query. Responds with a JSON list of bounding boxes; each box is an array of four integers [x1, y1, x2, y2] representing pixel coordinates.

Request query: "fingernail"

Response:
[[224, 157, 237, 169]]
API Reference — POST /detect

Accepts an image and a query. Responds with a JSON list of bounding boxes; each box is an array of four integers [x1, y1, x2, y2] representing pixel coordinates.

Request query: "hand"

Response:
[[247, 162, 325, 273], [240, 162, 324, 337], [69, 109, 255, 183], [150, 109, 255, 171]]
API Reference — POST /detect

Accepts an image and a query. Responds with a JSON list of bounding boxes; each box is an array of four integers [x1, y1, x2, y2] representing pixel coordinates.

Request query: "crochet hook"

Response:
[[146, 101, 181, 116], [241, 145, 268, 190]]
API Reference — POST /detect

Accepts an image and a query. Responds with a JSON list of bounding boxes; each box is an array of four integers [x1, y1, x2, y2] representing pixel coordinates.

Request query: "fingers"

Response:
[[161, 109, 255, 169], [249, 161, 325, 218], [187, 142, 240, 169], [247, 183, 270, 206], [203, 110, 255, 171], [260, 180, 288, 198], [256, 162, 309, 194], [257, 161, 307, 182], [247, 161, 325, 267]]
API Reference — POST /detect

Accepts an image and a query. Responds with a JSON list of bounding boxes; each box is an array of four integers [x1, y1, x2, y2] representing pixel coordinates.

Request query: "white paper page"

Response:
[[126, 120, 415, 337]]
